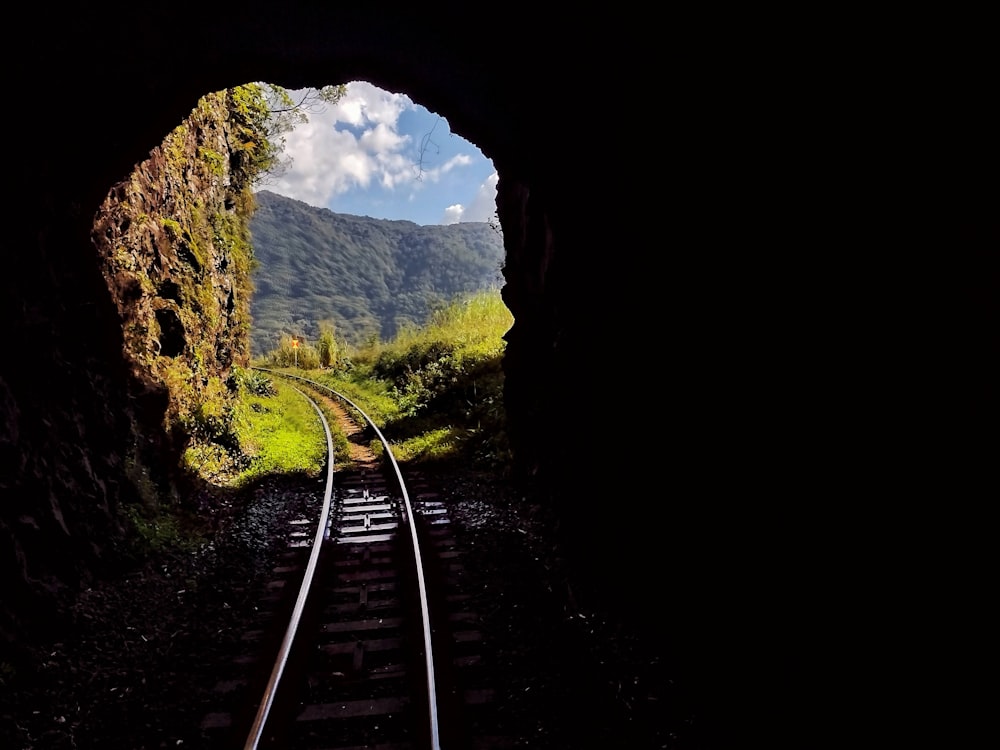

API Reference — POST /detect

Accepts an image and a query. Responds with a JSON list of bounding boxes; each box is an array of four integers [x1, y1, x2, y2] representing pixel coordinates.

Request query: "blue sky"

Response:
[[257, 81, 498, 226]]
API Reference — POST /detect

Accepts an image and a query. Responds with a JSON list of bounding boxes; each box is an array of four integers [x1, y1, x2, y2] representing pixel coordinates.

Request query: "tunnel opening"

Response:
[[6, 14, 798, 745], [241, 80, 507, 357], [0, 73, 628, 750], [85, 78, 512, 490]]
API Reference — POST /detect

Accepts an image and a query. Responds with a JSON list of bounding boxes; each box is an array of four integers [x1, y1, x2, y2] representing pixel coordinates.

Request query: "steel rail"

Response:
[[259, 368, 442, 750], [243, 386, 336, 750]]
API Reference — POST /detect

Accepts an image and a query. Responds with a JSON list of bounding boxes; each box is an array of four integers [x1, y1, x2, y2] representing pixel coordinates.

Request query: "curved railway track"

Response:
[[199, 371, 510, 750]]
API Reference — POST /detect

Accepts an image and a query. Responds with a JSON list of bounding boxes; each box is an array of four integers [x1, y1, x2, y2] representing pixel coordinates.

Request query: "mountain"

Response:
[[248, 190, 505, 355]]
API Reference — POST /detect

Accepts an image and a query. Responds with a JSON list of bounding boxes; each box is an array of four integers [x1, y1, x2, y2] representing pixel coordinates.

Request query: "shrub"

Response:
[[231, 366, 276, 396]]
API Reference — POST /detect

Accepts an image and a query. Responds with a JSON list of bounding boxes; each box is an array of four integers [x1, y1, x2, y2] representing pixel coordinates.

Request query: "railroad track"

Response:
[[199, 371, 511, 749]]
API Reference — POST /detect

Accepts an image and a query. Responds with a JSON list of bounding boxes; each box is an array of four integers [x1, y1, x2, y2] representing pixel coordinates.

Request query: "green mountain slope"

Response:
[[248, 190, 505, 355]]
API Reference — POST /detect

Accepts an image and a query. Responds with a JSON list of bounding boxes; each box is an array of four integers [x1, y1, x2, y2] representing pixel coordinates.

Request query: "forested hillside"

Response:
[[248, 190, 505, 354]]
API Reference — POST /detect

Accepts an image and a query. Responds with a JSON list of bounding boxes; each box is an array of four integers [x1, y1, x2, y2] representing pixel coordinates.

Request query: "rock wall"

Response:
[[2, 87, 260, 645], [91, 88, 258, 481]]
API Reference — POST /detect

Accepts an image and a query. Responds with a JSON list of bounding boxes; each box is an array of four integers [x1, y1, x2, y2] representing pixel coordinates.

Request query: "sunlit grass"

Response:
[[231, 377, 328, 484], [373, 288, 511, 363], [387, 427, 459, 463], [321, 290, 510, 469], [253, 289, 513, 472]]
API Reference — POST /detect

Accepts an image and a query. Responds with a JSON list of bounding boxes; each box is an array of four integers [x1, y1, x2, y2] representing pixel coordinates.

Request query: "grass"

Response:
[[255, 290, 513, 472], [178, 288, 511, 491], [119, 369, 342, 562], [231, 376, 330, 484], [385, 289, 511, 358], [118, 291, 511, 564]]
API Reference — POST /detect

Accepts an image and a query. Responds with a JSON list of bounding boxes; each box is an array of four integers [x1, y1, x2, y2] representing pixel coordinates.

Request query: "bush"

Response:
[[265, 333, 321, 369], [313, 290, 512, 470], [231, 366, 276, 396]]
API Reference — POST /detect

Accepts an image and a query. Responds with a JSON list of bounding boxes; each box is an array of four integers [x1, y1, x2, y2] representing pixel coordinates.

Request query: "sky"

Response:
[[256, 81, 498, 227]]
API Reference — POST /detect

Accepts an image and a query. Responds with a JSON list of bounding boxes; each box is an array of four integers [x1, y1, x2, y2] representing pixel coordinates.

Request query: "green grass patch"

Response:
[[255, 290, 513, 473], [387, 426, 459, 463], [232, 376, 328, 484]]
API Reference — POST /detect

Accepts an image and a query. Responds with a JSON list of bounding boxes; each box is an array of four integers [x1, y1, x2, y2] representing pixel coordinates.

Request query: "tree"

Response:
[[228, 84, 279, 192], [257, 84, 347, 183], [316, 319, 339, 369]]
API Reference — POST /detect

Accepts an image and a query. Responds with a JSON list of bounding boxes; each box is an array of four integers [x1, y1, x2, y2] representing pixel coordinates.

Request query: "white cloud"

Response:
[[337, 81, 410, 127], [439, 172, 498, 225], [442, 204, 465, 224], [266, 82, 417, 205], [420, 153, 473, 183], [359, 121, 408, 154], [259, 81, 495, 225], [461, 172, 500, 223], [376, 151, 418, 190]]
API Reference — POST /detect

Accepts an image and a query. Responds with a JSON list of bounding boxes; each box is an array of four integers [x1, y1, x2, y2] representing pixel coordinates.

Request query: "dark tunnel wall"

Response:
[[3, 4, 995, 744]]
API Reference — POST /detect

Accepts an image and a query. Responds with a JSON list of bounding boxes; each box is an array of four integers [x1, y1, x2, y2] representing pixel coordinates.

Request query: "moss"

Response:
[[163, 124, 189, 165], [197, 146, 225, 176], [92, 85, 268, 495], [160, 217, 182, 237], [112, 245, 136, 270]]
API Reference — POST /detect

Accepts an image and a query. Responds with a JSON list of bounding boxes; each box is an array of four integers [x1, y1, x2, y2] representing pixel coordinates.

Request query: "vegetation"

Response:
[[178, 366, 351, 488], [316, 320, 339, 368], [256, 289, 513, 472], [100, 80, 507, 554], [261, 332, 323, 370], [94, 83, 352, 542], [230, 373, 332, 482], [258, 84, 347, 183], [227, 83, 345, 191], [248, 190, 505, 354], [116, 363, 345, 564]]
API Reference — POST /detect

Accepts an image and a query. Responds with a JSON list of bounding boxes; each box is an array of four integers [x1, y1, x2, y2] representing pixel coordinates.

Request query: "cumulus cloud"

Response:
[[462, 172, 500, 222], [260, 80, 493, 225], [360, 121, 407, 154], [442, 204, 465, 224], [439, 173, 498, 224], [265, 81, 418, 205], [419, 153, 473, 183]]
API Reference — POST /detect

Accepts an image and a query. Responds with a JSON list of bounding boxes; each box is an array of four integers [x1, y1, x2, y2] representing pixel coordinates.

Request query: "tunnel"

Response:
[[3, 4, 994, 747]]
